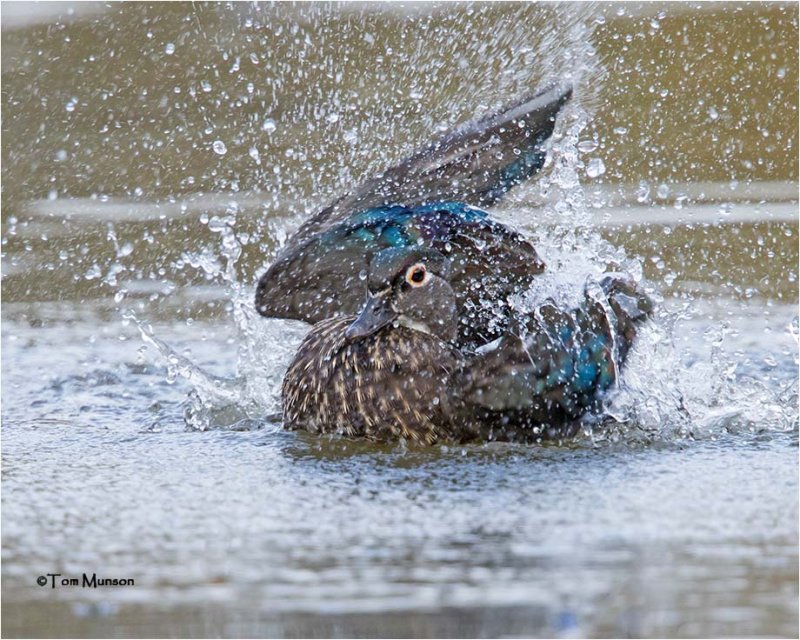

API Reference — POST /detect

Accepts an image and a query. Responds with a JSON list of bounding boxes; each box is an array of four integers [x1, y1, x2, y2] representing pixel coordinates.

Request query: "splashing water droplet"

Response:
[[261, 118, 276, 133], [164, 43, 175, 55], [118, 243, 134, 258], [586, 158, 606, 179], [85, 264, 102, 280], [636, 181, 651, 203], [763, 355, 778, 368], [212, 140, 227, 155]]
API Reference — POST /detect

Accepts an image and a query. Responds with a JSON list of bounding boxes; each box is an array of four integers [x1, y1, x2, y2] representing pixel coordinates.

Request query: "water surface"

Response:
[[2, 2, 798, 638]]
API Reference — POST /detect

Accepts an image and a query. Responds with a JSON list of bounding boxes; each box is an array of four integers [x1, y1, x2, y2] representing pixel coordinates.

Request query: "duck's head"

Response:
[[344, 247, 457, 343]]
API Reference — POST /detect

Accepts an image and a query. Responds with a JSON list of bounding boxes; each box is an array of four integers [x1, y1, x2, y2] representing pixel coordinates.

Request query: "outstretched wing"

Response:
[[293, 81, 573, 243], [256, 82, 572, 334], [256, 202, 544, 347]]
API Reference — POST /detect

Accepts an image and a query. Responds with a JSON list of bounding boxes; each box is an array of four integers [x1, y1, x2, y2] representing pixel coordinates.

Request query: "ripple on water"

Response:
[[2, 1, 798, 633], [1, 289, 798, 637]]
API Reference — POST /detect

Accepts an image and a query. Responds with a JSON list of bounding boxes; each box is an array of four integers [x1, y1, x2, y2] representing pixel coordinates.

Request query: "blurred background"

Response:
[[2, 2, 797, 638], [2, 1, 797, 310]]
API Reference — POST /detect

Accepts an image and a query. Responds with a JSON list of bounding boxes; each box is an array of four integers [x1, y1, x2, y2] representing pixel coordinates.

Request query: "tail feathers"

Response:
[[296, 82, 573, 242], [457, 275, 653, 427]]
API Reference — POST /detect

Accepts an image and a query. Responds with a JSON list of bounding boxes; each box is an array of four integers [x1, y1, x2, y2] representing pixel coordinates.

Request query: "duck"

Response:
[[282, 247, 653, 444], [256, 82, 572, 349], [257, 81, 654, 442]]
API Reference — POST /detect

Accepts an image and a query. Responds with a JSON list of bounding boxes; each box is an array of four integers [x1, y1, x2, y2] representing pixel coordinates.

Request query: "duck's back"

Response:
[[257, 203, 543, 348], [282, 317, 468, 444]]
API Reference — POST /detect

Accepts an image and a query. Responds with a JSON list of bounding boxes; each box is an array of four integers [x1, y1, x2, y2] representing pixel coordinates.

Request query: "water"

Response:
[[1, 296, 798, 637], [2, 3, 798, 638]]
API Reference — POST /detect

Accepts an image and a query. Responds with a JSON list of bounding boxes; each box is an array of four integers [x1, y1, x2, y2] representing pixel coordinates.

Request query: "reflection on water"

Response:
[[1, 2, 798, 638]]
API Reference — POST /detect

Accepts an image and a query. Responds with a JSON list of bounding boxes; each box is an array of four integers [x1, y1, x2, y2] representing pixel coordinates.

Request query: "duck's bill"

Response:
[[344, 295, 397, 343]]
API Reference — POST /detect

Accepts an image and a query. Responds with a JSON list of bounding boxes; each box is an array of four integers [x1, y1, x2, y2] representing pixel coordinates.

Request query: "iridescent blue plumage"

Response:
[[457, 275, 653, 438], [256, 82, 572, 348], [489, 140, 549, 204], [281, 247, 654, 443], [259, 81, 655, 441], [257, 201, 544, 347], [288, 83, 573, 244]]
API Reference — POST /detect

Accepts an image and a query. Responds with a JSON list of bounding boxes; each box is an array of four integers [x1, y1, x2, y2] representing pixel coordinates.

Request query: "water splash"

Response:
[[128, 5, 797, 445]]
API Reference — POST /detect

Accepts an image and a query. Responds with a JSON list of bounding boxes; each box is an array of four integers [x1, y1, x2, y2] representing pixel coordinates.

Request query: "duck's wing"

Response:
[[455, 275, 654, 434], [256, 202, 543, 344], [294, 81, 573, 244], [256, 82, 571, 329]]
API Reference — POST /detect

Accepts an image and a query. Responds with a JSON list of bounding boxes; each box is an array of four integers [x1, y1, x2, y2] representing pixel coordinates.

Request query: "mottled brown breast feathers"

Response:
[[282, 317, 471, 444]]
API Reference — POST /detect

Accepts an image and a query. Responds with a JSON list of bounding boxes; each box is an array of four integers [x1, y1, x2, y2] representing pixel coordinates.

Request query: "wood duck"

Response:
[[258, 81, 654, 442], [256, 82, 572, 349], [282, 247, 653, 444]]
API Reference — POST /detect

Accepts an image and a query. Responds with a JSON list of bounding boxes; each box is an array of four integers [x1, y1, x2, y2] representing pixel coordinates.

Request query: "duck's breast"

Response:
[[282, 318, 465, 444]]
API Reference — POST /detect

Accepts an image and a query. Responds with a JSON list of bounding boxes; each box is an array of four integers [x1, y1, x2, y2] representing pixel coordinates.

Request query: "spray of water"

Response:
[[129, 5, 797, 442]]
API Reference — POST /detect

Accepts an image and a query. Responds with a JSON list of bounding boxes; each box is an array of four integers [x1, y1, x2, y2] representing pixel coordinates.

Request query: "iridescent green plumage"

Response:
[[257, 202, 543, 347], [259, 81, 654, 442], [256, 83, 572, 347], [282, 252, 654, 443]]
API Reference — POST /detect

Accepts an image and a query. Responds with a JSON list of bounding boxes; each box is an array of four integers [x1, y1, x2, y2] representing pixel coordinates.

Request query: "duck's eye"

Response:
[[406, 263, 428, 287]]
